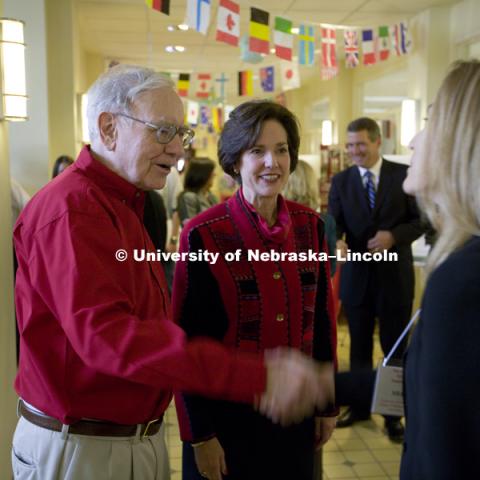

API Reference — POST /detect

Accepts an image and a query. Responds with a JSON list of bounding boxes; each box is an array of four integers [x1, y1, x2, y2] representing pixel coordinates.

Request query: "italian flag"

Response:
[[274, 17, 293, 61]]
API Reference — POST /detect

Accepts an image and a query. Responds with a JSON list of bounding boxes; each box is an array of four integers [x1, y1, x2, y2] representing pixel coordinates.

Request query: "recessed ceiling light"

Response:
[[165, 45, 186, 53], [270, 48, 276, 54], [167, 25, 175, 32], [178, 24, 189, 31]]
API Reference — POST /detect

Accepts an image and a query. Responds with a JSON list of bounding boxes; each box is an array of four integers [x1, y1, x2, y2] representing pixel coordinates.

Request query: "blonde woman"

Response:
[[401, 60, 480, 479], [284, 159, 337, 275]]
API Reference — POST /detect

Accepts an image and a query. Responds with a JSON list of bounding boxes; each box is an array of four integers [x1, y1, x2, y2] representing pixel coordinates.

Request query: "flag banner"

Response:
[[238, 70, 253, 96], [177, 73, 190, 97], [196, 73, 212, 99], [200, 105, 210, 125], [186, 0, 211, 35], [212, 107, 223, 132], [344, 30, 359, 68], [362, 29, 377, 65], [187, 100, 199, 125], [274, 17, 293, 61], [378, 26, 389, 61], [214, 73, 229, 100], [321, 28, 337, 68], [249, 7, 270, 54], [260, 66, 275, 92], [321, 27, 338, 79], [298, 24, 315, 66], [145, 0, 170, 15], [224, 104, 234, 121], [216, 0, 239, 46], [391, 22, 412, 55], [280, 62, 300, 91]]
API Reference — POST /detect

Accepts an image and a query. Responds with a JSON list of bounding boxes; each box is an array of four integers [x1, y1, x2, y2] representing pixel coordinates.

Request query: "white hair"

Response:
[[86, 64, 174, 141]]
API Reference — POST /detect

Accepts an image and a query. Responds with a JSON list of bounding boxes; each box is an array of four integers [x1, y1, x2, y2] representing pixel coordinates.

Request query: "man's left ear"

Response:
[[98, 112, 118, 151]]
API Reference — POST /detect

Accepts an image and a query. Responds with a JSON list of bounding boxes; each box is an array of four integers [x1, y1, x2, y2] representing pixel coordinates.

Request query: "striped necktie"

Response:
[[364, 170, 376, 210]]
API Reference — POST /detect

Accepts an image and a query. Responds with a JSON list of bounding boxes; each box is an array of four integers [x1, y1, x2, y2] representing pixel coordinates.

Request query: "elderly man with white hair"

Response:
[[11, 65, 332, 480]]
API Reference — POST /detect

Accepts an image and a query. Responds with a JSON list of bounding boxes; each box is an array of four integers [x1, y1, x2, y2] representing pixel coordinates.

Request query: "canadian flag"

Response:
[[280, 62, 300, 91], [216, 0, 240, 46], [196, 73, 212, 99]]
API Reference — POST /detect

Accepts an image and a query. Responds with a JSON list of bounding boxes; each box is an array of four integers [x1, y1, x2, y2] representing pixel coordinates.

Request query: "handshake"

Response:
[[257, 348, 335, 426]]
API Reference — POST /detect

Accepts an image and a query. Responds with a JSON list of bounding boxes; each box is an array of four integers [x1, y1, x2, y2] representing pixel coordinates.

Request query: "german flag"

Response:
[[177, 73, 190, 97], [249, 7, 269, 54], [145, 0, 170, 16], [238, 70, 253, 96]]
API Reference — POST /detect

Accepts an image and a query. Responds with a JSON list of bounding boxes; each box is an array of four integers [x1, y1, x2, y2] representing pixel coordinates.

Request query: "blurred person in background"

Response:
[[177, 157, 218, 227], [52, 154, 74, 178]]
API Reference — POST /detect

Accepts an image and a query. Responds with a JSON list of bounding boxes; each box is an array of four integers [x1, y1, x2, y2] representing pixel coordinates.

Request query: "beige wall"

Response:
[[46, 0, 77, 168], [0, 0, 19, 475]]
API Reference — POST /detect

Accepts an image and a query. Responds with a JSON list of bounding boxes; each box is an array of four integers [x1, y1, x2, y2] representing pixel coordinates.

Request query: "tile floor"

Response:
[[164, 317, 402, 480]]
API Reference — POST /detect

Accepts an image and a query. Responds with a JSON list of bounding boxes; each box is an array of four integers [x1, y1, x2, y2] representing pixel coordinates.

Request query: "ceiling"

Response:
[[76, 0, 459, 101]]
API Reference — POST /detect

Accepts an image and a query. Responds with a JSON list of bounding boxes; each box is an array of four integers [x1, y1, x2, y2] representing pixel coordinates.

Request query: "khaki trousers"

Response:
[[12, 417, 170, 480]]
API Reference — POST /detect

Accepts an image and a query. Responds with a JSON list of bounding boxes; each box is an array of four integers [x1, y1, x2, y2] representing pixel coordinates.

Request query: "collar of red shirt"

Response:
[[238, 188, 291, 244], [75, 146, 146, 215]]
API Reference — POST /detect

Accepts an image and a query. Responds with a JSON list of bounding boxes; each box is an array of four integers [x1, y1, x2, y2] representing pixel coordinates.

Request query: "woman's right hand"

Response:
[[193, 437, 228, 480]]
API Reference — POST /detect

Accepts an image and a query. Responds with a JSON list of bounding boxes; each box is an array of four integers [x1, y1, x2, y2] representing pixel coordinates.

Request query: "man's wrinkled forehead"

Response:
[[131, 87, 184, 125]]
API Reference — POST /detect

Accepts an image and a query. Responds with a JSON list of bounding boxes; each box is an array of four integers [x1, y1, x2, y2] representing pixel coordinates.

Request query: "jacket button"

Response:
[[273, 271, 281, 280], [276, 314, 284, 322]]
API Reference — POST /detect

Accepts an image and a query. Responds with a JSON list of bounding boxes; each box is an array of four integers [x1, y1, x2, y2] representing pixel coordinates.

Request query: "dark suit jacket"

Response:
[[328, 159, 424, 307]]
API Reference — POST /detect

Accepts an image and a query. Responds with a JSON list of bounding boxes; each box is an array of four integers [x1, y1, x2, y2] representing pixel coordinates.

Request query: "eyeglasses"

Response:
[[115, 112, 195, 147]]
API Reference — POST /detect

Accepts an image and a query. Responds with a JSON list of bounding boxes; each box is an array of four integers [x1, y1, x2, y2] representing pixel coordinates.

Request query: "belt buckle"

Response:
[[142, 418, 159, 438]]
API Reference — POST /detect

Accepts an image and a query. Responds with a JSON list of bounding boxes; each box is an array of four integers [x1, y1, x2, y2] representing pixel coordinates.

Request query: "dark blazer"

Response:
[[328, 159, 424, 306], [400, 236, 480, 479]]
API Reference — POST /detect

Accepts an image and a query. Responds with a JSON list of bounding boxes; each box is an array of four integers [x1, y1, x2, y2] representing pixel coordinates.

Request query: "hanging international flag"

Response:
[[185, 0, 211, 35], [214, 73, 229, 100], [249, 7, 269, 55], [321, 27, 338, 79], [211, 107, 223, 133], [200, 105, 210, 125], [177, 73, 190, 97], [273, 17, 293, 61], [187, 100, 199, 125], [216, 0, 240, 46], [391, 22, 411, 56], [378, 26, 390, 61], [298, 25, 315, 66], [362, 29, 376, 65], [260, 66, 274, 92], [145, 0, 170, 15], [280, 62, 300, 91], [344, 30, 359, 68], [224, 105, 234, 121], [196, 73, 212, 99], [238, 70, 253, 96]]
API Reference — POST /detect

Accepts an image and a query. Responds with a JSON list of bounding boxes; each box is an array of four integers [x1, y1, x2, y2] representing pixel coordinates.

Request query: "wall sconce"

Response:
[[321, 120, 333, 146], [0, 18, 27, 121], [401, 99, 417, 147]]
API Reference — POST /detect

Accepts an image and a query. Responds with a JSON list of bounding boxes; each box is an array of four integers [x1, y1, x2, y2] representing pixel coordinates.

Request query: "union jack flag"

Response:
[[344, 30, 359, 68]]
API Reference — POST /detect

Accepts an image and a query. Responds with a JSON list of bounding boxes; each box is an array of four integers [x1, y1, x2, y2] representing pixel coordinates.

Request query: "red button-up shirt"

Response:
[[13, 146, 266, 425]]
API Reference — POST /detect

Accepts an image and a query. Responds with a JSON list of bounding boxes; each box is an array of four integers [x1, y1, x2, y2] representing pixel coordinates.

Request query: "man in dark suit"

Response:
[[328, 117, 424, 442]]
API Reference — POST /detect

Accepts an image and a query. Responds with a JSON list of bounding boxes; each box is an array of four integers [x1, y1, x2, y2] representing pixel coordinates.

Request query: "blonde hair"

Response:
[[283, 160, 319, 210], [418, 60, 480, 275]]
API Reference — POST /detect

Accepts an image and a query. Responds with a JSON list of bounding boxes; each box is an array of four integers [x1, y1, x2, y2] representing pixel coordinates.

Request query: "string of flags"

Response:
[[145, 0, 413, 102]]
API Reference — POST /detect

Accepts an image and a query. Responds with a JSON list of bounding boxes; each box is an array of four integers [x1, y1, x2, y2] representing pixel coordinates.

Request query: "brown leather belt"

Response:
[[18, 400, 163, 438]]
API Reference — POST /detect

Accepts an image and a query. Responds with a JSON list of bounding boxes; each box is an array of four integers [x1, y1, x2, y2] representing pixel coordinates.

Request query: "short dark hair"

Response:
[[183, 157, 215, 193], [218, 100, 300, 180], [347, 117, 381, 142], [52, 155, 74, 178]]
